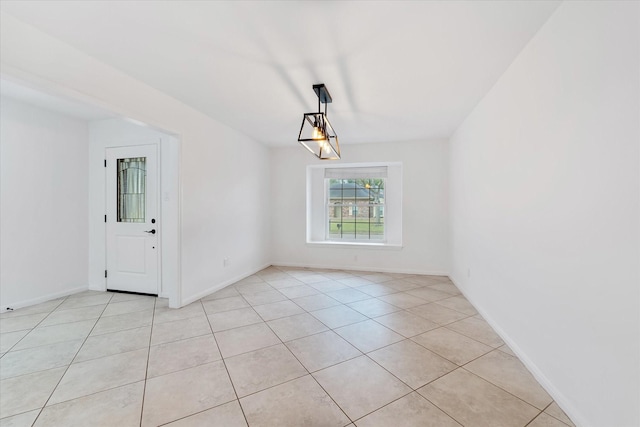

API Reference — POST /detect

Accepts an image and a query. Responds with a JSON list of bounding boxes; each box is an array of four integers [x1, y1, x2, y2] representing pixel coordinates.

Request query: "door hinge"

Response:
[[104, 215, 107, 223], [104, 159, 107, 167], [105, 270, 108, 278]]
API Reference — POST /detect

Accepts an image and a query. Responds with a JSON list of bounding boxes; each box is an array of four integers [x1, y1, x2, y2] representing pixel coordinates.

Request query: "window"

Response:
[[307, 162, 402, 247], [327, 178, 385, 241], [117, 157, 147, 223]]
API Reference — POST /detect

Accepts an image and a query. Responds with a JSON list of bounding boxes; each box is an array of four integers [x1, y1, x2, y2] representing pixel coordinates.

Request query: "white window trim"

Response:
[[306, 162, 402, 248]]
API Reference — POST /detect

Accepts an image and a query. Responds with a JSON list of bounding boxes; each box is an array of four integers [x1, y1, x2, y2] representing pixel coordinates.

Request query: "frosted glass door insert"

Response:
[[117, 157, 146, 223]]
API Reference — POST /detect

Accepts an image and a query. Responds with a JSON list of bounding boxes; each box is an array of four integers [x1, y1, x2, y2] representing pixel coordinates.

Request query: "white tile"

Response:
[[0, 367, 66, 418], [334, 320, 404, 353], [313, 356, 412, 420], [202, 296, 249, 315], [207, 307, 263, 332], [445, 317, 505, 348], [75, 326, 151, 362], [34, 382, 144, 427], [292, 294, 341, 311], [40, 305, 106, 327], [412, 327, 492, 365], [286, 330, 362, 372], [347, 299, 401, 317], [164, 401, 247, 427], [0, 313, 48, 333], [252, 300, 304, 321], [267, 312, 328, 342], [91, 310, 153, 336], [56, 294, 113, 310], [150, 314, 211, 346], [325, 288, 371, 304], [368, 340, 456, 389], [147, 334, 221, 378], [545, 402, 575, 427], [0, 330, 29, 353], [0, 409, 41, 427], [310, 305, 368, 329], [277, 285, 320, 299], [374, 310, 439, 338], [355, 392, 461, 427], [214, 323, 280, 358], [417, 368, 539, 427], [225, 344, 307, 397], [13, 320, 95, 351], [48, 348, 148, 405], [142, 361, 236, 427], [0, 340, 83, 380], [102, 298, 155, 317], [242, 290, 288, 306], [464, 350, 552, 409], [240, 375, 349, 427]]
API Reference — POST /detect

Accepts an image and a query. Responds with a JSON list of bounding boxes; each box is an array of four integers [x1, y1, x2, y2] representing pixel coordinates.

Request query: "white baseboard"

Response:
[[0, 285, 88, 313], [180, 263, 271, 307], [272, 261, 449, 277], [449, 275, 586, 427]]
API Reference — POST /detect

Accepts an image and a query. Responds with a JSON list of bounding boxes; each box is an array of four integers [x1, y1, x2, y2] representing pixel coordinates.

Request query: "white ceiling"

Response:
[[0, 77, 115, 121], [0, 1, 560, 146]]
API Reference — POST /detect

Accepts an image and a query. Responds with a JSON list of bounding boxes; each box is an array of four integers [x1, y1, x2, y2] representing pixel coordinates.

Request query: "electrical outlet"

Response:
[[467, 268, 471, 278], [223, 257, 230, 267], [354, 255, 358, 262]]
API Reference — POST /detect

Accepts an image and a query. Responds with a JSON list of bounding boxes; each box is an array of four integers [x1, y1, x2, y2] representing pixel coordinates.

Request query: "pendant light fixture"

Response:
[[298, 83, 340, 160]]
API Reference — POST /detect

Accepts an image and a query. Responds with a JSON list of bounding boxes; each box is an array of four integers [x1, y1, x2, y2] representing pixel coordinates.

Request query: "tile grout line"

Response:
[[29, 292, 114, 426], [0, 298, 68, 354], [266, 268, 355, 426], [137, 295, 158, 427], [460, 366, 545, 416], [201, 297, 252, 427], [538, 401, 574, 427], [418, 392, 467, 427]]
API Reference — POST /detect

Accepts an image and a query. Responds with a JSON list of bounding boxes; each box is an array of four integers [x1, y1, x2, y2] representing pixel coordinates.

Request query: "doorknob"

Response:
[[144, 229, 156, 234]]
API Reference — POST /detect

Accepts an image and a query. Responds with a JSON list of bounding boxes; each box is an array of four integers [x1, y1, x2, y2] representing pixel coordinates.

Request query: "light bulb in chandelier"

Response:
[[312, 125, 324, 140]]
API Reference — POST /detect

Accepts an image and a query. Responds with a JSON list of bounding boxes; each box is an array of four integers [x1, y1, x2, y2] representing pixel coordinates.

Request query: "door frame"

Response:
[[88, 122, 181, 308]]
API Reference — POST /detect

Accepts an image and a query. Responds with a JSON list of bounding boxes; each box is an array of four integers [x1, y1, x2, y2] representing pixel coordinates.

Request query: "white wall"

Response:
[[0, 96, 89, 309], [0, 12, 272, 307], [271, 140, 449, 274], [449, 2, 639, 426]]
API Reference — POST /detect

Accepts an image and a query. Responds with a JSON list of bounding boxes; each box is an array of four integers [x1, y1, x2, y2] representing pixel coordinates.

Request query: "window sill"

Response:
[[306, 241, 403, 250]]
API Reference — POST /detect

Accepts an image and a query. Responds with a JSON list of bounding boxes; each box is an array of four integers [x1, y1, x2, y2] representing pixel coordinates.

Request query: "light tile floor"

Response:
[[0, 266, 576, 427]]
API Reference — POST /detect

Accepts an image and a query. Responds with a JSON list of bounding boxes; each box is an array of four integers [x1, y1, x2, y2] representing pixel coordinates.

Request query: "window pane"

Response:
[[117, 157, 146, 223], [327, 178, 385, 241]]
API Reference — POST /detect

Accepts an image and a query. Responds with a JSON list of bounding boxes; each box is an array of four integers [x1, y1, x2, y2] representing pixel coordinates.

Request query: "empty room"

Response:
[[0, 1, 638, 427]]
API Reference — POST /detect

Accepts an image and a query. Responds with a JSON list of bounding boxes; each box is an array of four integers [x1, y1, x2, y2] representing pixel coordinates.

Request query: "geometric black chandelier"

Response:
[[297, 83, 340, 160]]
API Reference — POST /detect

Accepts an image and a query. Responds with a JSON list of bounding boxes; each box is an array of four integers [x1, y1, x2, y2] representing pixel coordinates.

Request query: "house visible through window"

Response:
[[327, 178, 385, 241]]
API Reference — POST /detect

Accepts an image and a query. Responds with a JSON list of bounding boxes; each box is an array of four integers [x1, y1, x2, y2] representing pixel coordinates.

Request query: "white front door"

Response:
[[106, 144, 159, 295]]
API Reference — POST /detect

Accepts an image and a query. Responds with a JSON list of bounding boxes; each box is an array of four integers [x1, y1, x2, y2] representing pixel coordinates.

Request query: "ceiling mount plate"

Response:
[[313, 84, 332, 104]]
